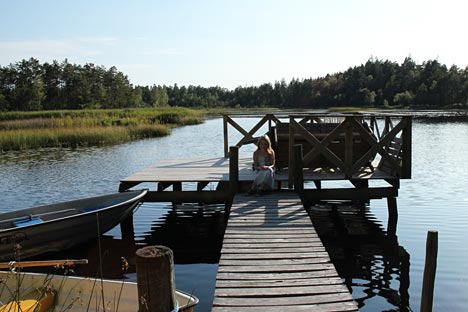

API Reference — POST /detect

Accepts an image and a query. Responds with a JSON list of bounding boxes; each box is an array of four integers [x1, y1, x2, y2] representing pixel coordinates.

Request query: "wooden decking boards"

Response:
[[212, 192, 358, 312], [120, 156, 388, 188]]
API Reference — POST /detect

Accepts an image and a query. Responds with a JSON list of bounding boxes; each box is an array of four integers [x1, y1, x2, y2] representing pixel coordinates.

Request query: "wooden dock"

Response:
[[117, 113, 414, 310], [120, 113, 411, 207], [212, 192, 358, 311]]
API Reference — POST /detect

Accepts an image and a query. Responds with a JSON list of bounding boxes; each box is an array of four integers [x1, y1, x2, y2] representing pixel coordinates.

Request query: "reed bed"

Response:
[[0, 108, 202, 151]]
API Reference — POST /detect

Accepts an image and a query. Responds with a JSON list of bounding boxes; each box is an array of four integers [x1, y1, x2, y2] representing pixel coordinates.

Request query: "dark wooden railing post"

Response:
[[421, 230, 438, 312], [294, 144, 304, 194], [229, 146, 239, 194], [344, 117, 353, 179], [136, 246, 176, 312], [288, 117, 296, 188], [402, 116, 412, 179], [223, 115, 228, 157]]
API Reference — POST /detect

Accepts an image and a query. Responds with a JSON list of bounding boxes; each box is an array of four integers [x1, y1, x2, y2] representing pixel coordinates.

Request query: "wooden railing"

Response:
[[288, 114, 412, 181], [222, 113, 412, 183], [223, 114, 281, 157]]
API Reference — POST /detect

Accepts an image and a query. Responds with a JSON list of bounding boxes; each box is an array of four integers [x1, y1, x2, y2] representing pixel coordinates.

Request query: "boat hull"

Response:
[[0, 271, 198, 312], [0, 190, 147, 261]]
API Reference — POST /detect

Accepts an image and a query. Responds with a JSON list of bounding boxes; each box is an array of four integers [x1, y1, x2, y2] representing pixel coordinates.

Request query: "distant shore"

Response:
[[1, 107, 466, 151], [0, 107, 203, 151]]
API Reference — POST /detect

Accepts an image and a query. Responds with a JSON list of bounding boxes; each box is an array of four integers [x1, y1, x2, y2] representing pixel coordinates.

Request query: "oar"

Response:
[[0, 259, 88, 269]]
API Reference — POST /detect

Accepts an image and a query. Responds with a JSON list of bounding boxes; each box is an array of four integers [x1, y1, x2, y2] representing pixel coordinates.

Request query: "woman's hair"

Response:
[[257, 134, 274, 155]]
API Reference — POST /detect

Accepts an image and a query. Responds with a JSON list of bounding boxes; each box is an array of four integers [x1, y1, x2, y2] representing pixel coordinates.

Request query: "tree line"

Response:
[[1, 57, 467, 112]]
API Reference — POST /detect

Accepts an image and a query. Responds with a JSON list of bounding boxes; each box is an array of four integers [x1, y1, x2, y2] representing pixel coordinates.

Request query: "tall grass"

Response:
[[0, 107, 202, 151]]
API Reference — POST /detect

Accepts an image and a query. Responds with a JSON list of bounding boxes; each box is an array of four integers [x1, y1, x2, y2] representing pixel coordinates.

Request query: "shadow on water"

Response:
[[142, 203, 227, 264], [306, 201, 411, 312]]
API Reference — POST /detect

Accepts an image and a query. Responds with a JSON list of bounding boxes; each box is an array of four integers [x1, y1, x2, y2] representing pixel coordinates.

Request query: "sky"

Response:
[[1, 0, 467, 90]]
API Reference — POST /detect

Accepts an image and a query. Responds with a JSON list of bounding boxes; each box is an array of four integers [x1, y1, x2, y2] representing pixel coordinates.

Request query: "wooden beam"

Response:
[[226, 115, 250, 137], [119, 181, 141, 192], [350, 117, 408, 175], [293, 120, 346, 170], [234, 115, 270, 148], [144, 190, 231, 203]]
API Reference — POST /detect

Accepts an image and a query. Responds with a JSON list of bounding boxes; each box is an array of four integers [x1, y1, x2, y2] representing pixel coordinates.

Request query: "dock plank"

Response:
[[212, 192, 358, 312]]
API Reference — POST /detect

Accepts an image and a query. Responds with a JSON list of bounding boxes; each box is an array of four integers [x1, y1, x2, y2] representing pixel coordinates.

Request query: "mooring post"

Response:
[[229, 146, 239, 194], [293, 144, 304, 194], [136, 246, 176, 312], [421, 230, 438, 312]]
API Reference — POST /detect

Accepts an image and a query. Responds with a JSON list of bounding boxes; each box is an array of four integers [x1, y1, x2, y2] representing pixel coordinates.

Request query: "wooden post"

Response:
[[223, 115, 228, 158], [136, 246, 176, 312], [171, 182, 182, 208], [387, 196, 398, 237], [344, 117, 353, 179], [229, 146, 239, 194], [421, 230, 438, 312], [401, 116, 412, 179], [288, 117, 295, 188], [294, 144, 304, 194], [120, 213, 135, 242], [173, 182, 182, 191]]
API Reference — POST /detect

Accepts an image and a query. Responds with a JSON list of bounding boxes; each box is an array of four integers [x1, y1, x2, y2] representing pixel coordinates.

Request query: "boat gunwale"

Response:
[[0, 189, 148, 233]]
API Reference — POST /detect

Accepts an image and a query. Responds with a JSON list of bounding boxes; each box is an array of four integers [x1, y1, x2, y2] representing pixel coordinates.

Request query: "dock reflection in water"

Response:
[[307, 201, 411, 312], [141, 203, 227, 264]]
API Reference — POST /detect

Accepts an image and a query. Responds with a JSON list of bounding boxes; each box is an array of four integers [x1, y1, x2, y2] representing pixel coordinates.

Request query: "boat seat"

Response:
[[13, 216, 43, 227]]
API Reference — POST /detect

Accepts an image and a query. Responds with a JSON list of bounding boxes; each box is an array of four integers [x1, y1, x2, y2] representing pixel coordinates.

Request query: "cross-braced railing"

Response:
[[289, 114, 412, 182], [223, 113, 282, 157], [222, 113, 412, 186]]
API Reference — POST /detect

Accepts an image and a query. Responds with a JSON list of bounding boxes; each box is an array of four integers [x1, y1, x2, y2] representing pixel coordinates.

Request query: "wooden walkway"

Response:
[[212, 192, 358, 312]]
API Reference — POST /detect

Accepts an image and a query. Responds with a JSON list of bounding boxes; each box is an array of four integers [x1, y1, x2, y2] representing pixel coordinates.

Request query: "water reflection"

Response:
[[142, 203, 227, 264], [307, 201, 411, 312]]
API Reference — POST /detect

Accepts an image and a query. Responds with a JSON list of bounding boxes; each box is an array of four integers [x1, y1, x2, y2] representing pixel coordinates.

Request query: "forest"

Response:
[[1, 57, 467, 112]]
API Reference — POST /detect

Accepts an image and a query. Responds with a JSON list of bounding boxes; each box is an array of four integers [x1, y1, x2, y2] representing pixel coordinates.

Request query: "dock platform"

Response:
[[212, 192, 358, 311], [119, 156, 389, 190]]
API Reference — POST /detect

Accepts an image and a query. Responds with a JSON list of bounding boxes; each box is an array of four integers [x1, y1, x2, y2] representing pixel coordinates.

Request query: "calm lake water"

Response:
[[1, 116, 467, 311]]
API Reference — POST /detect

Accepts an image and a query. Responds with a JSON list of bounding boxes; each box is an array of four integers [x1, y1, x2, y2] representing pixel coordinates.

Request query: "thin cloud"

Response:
[[77, 36, 118, 45], [155, 48, 182, 56], [0, 37, 117, 64]]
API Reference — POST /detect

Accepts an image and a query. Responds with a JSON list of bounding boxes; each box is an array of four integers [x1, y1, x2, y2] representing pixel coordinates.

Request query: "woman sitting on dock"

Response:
[[248, 134, 276, 195]]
